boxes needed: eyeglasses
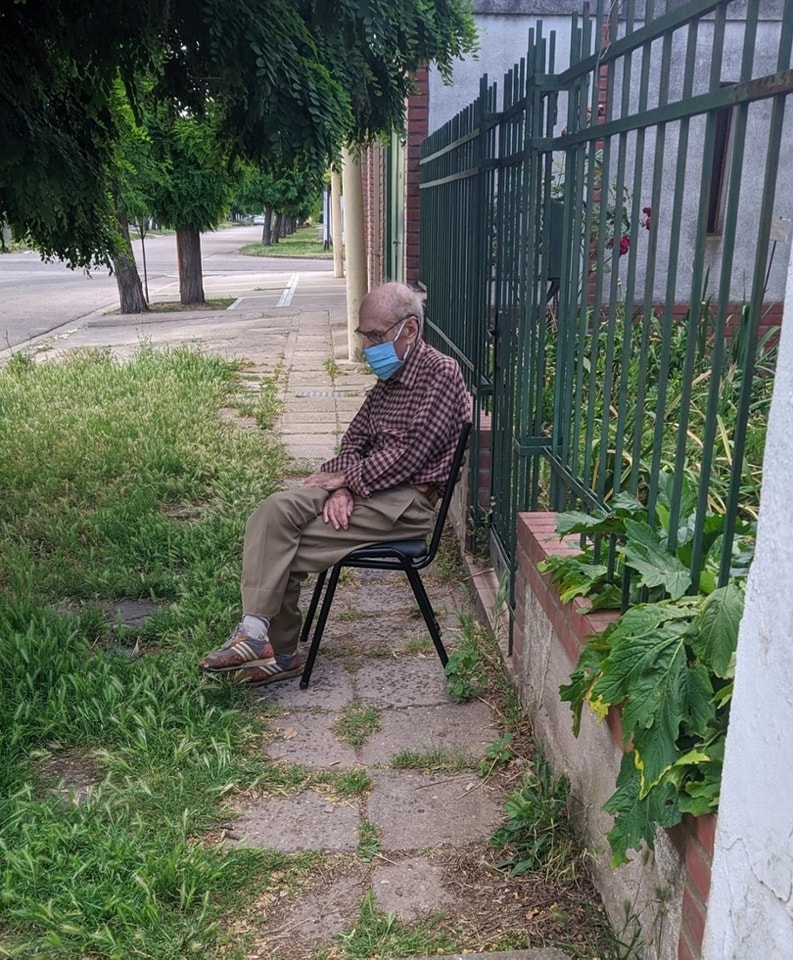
[355,315,416,345]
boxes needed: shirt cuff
[342,461,370,498]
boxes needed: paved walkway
[15,270,573,959]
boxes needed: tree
[235,160,324,246]
[1,0,477,270]
[145,112,240,305]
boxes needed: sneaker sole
[228,661,303,687]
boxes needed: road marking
[278,274,299,307]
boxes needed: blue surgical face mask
[363,319,410,380]
[363,340,403,380]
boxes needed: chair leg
[299,570,327,645]
[299,563,342,689]
[404,566,448,667]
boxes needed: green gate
[420,0,793,640]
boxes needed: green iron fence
[420,0,793,639]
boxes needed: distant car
[252,215,266,225]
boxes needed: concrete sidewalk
[19,270,574,959]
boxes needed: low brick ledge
[513,511,716,960]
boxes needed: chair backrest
[421,420,472,566]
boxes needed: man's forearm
[303,470,348,491]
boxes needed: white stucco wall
[428,14,573,134]
[429,7,793,303]
[702,220,793,958]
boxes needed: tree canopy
[0,0,477,268]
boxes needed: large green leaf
[619,519,692,599]
[694,583,744,677]
[559,644,606,736]
[603,753,681,866]
[589,602,695,707]
[603,622,691,789]
[555,510,621,537]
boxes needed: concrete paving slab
[265,712,359,769]
[367,769,502,850]
[361,702,498,766]
[279,873,367,943]
[396,952,571,960]
[229,791,359,852]
[372,856,456,921]
[354,658,450,708]
[254,660,355,710]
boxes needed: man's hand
[322,487,355,529]
[303,470,348,492]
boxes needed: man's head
[356,283,424,362]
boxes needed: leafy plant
[491,753,577,883]
[478,734,513,778]
[549,482,748,865]
[443,613,490,702]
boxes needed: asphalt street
[0,224,332,350]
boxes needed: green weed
[443,614,488,702]
[356,821,380,861]
[491,752,578,885]
[390,747,471,773]
[333,702,381,747]
[336,891,452,958]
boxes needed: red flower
[619,235,630,256]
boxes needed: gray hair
[365,282,425,334]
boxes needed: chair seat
[348,539,428,561]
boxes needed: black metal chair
[298,421,472,689]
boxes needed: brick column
[404,67,429,287]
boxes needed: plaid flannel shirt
[320,340,469,498]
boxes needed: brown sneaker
[225,652,302,687]
[199,627,273,673]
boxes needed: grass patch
[0,344,291,957]
[145,297,235,312]
[356,822,381,861]
[240,225,333,259]
[390,747,472,774]
[336,892,452,958]
[333,702,381,748]
[404,633,434,654]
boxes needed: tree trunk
[176,225,205,305]
[112,212,148,314]
[272,212,283,243]
[262,206,273,245]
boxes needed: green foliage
[147,111,241,233]
[1,0,477,267]
[491,754,577,883]
[0,345,309,955]
[444,615,489,703]
[336,891,452,958]
[553,485,747,865]
[478,734,514,778]
[356,822,381,862]
[333,702,381,748]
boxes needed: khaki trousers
[240,485,436,655]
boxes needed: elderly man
[200,281,469,686]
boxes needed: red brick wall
[404,67,429,287]
[361,146,385,288]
